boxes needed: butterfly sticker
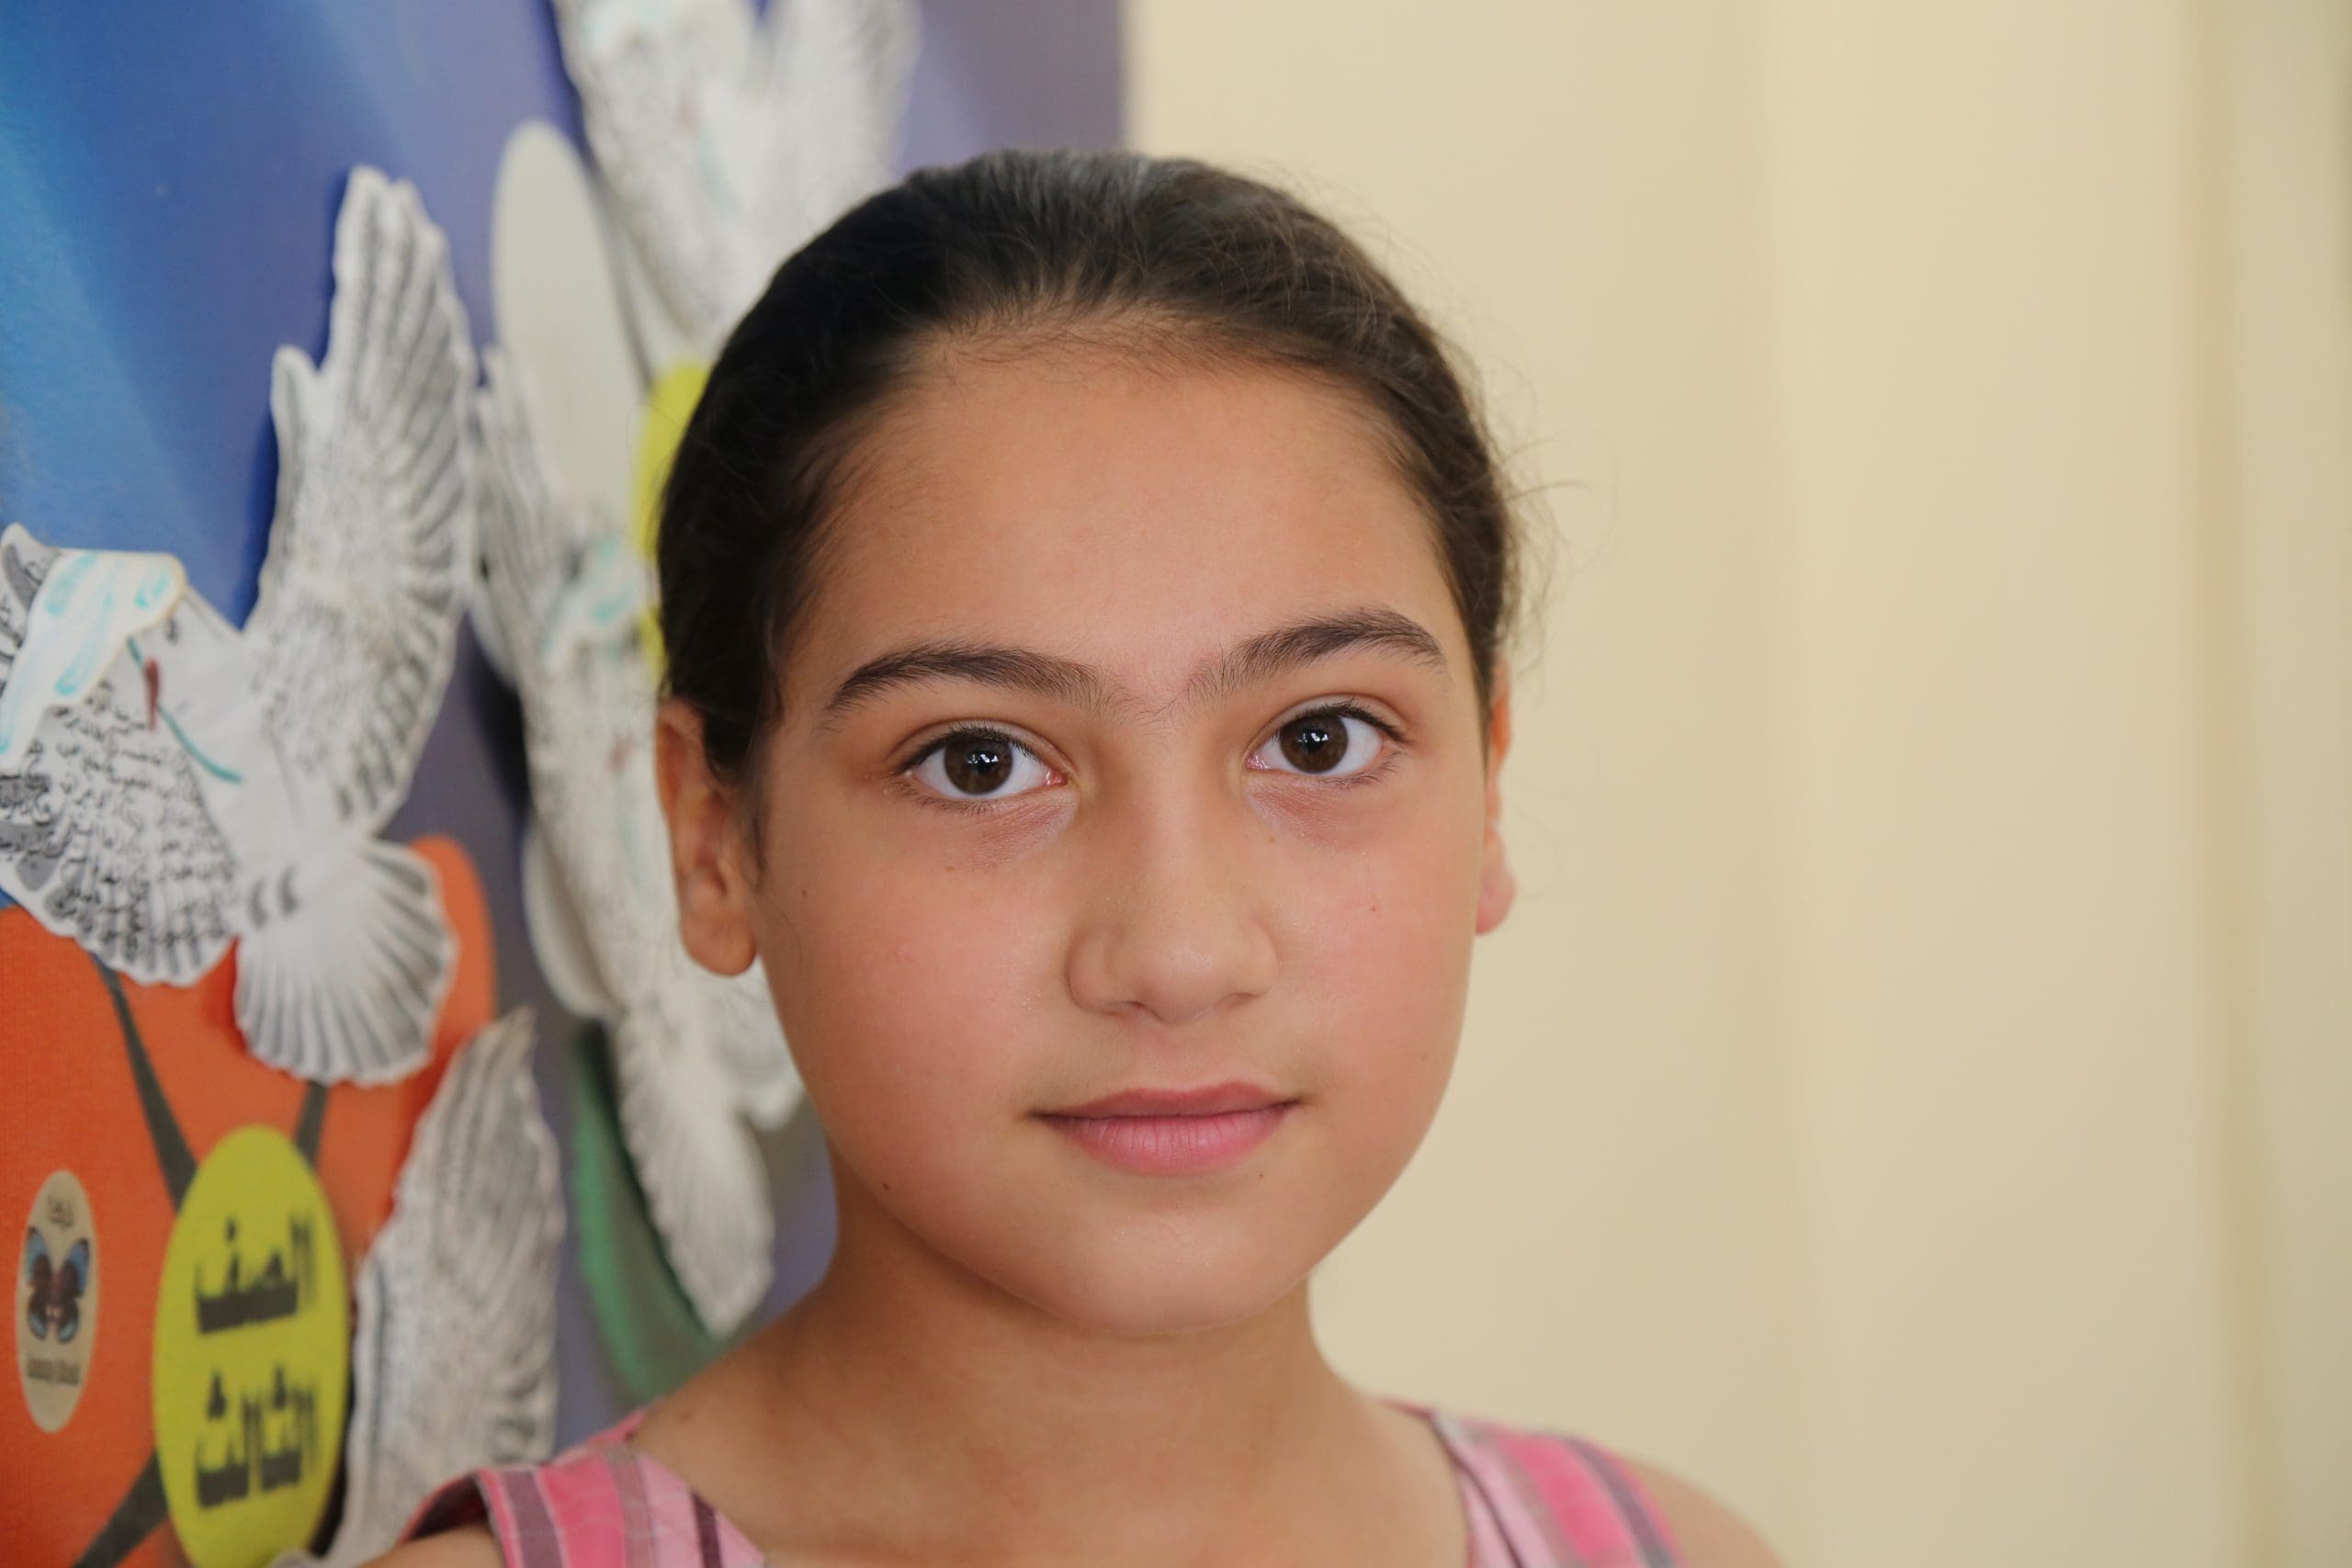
[17,1168,100,1433]
[22,1230,91,1343]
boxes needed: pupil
[945,739,1011,795]
[1280,717,1343,773]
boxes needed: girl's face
[662,342,1513,1337]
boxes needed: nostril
[1066,912,1277,1026]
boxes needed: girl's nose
[1064,800,1279,1028]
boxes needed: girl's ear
[1475,670,1516,935]
[655,699,762,976]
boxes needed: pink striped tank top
[403,1403,1683,1567]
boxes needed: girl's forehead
[789,348,1467,697]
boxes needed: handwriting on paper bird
[0,167,475,1085]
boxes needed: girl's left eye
[1250,707,1393,779]
[906,729,1056,801]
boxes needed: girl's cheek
[1279,785,1481,951]
[768,852,1060,1117]
[1281,806,1482,1089]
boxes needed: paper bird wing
[766,0,917,241]
[552,0,754,341]
[695,960,804,1131]
[612,987,775,1335]
[469,350,591,663]
[553,0,913,344]
[473,352,674,1010]
[476,355,801,1130]
[329,1010,562,1567]
[244,167,476,838]
[0,525,248,983]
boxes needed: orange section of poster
[0,835,495,1568]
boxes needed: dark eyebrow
[1192,607,1450,704]
[817,606,1450,723]
[820,642,1114,722]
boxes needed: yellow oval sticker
[153,1126,348,1568]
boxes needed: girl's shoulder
[387,1406,766,1568]
[1415,1404,1779,1568]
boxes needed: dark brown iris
[944,736,1012,795]
[1279,715,1346,773]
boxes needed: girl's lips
[1046,1079,1286,1119]
[1037,1101,1296,1176]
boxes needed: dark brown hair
[659,148,1521,796]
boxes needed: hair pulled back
[659,148,1521,792]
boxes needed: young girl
[383,150,1778,1568]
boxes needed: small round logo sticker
[17,1167,98,1433]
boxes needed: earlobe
[1476,823,1517,934]
[654,699,760,976]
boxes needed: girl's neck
[642,1157,1459,1567]
[775,1163,1361,1513]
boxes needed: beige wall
[1128,4,2351,1566]
[2216,6,2352,1563]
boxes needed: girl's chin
[1011,1272,1311,1340]
[971,1218,1330,1339]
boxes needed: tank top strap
[400,1409,768,1568]
[402,1401,1679,1568]
[1427,1409,1684,1568]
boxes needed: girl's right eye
[903,729,1057,803]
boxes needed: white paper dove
[0,167,474,1084]
[550,0,918,347]
[472,348,795,1334]
[326,1010,561,1568]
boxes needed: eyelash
[891,726,1053,816]
[891,701,1408,813]
[1252,701,1407,788]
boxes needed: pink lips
[1038,1081,1297,1176]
